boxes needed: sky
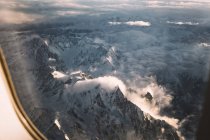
[0,0,210,25]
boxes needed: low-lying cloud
[108,21,151,27]
[167,21,199,25]
[126,79,179,128]
[125,21,151,26]
[0,9,42,24]
[198,43,210,48]
[66,76,126,94]
[63,75,178,128]
[1,0,210,26]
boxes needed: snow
[48,58,56,62]
[70,70,82,75]
[51,71,67,79]
[49,66,56,70]
[54,119,61,130]
[94,37,105,44]
[64,134,70,140]
[106,55,113,65]
[44,40,48,46]
[54,118,70,140]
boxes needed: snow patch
[70,70,82,75]
[94,37,105,44]
[54,118,70,140]
[54,119,61,130]
[49,66,56,70]
[48,57,56,62]
[64,134,70,140]
[106,55,113,65]
[51,71,67,79]
[44,40,48,46]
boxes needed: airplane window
[0,0,210,140]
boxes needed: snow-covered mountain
[1,32,181,140]
[1,7,210,139]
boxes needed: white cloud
[167,21,199,25]
[1,0,210,25]
[56,11,87,16]
[67,76,127,94]
[0,0,44,24]
[108,21,122,25]
[51,0,90,9]
[198,43,210,48]
[64,75,178,128]
[108,21,151,27]
[126,81,179,128]
[75,0,210,9]
[0,9,42,24]
[125,21,151,26]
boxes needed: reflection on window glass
[1,0,210,140]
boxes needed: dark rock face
[144,92,153,101]
[61,87,179,140]
[156,71,207,139]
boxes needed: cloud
[0,0,43,24]
[167,21,199,25]
[108,21,151,27]
[198,43,210,48]
[0,0,91,25]
[51,0,90,9]
[56,11,87,16]
[146,0,210,8]
[66,76,127,94]
[63,74,178,128]
[0,9,42,24]
[125,21,151,26]
[125,79,179,128]
[75,0,210,10]
[1,0,210,25]
[108,22,122,25]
